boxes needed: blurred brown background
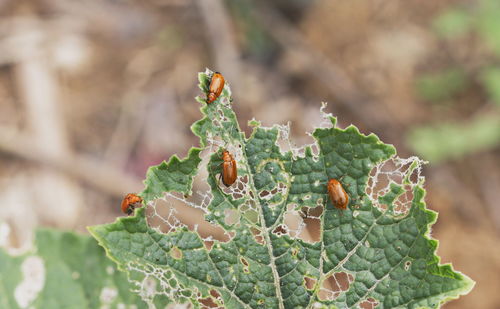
[0,0,499,308]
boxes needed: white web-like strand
[147,196,185,233]
[318,102,335,129]
[126,261,199,307]
[366,156,427,217]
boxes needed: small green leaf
[91,70,474,308]
[0,229,150,308]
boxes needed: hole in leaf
[284,205,303,238]
[317,289,333,301]
[359,297,379,309]
[220,175,249,200]
[313,196,322,206]
[240,257,249,267]
[404,260,412,271]
[147,194,230,243]
[366,156,425,217]
[304,276,317,290]
[198,295,219,308]
[318,272,352,301]
[259,190,270,198]
[310,144,320,156]
[197,289,224,308]
[210,289,221,299]
[393,185,414,217]
[295,206,323,243]
[241,175,249,183]
[250,227,264,244]
[329,272,350,291]
[305,206,324,217]
[272,225,288,236]
[142,276,158,298]
[300,217,321,243]
[204,240,214,251]
[366,162,393,204]
[229,191,243,200]
[240,257,250,273]
[408,168,419,184]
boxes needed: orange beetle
[327,179,349,210]
[220,150,237,187]
[207,72,225,104]
[121,193,143,215]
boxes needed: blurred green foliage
[416,68,467,102]
[410,0,500,162]
[481,68,500,106]
[433,9,471,39]
[477,0,500,54]
[0,229,148,308]
[408,114,500,163]
[227,0,278,61]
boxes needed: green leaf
[90,70,474,308]
[141,147,202,202]
[0,228,150,308]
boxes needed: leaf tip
[248,118,261,127]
